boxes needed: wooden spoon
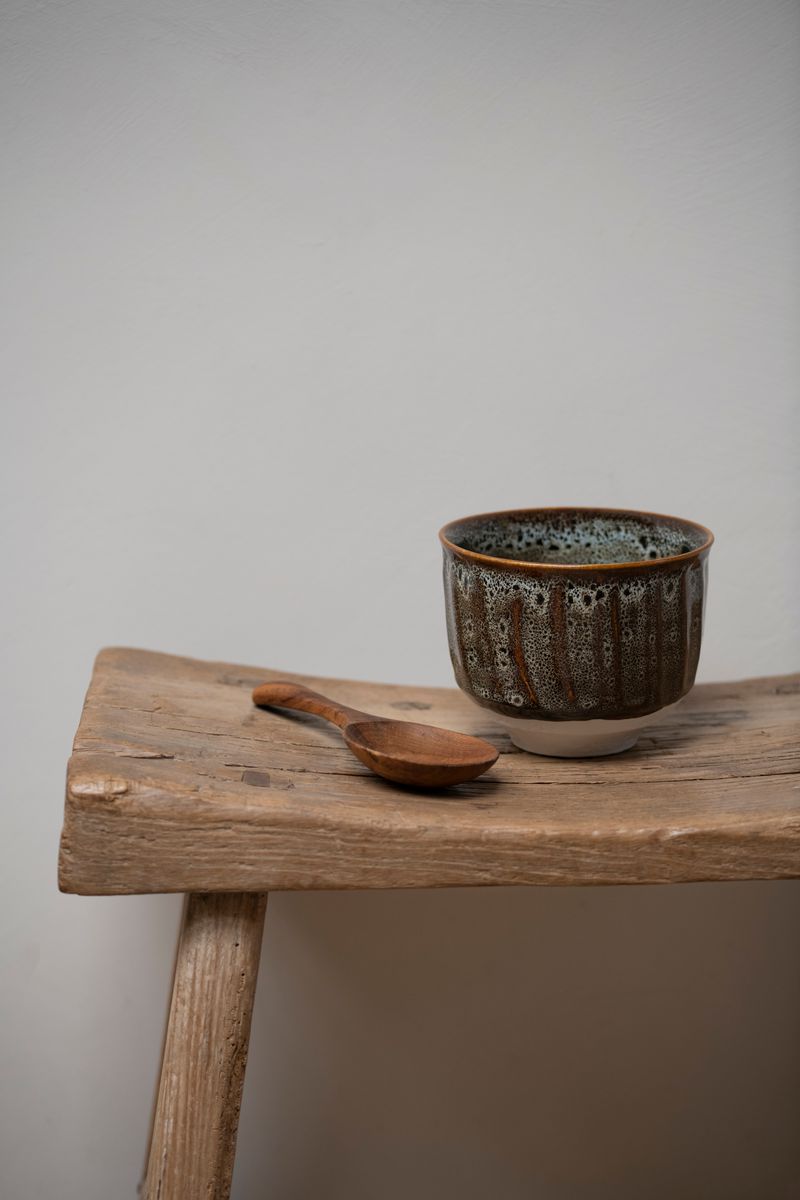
[252,681,499,788]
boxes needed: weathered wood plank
[141,891,267,1200]
[59,648,800,894]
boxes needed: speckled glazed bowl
[440,507,713,757]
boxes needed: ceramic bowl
[440,507,713,757]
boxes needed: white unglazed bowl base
[492,702,680,758]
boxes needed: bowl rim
[438,506,714,573]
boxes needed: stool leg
[141,892,268,1200]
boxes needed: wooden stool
[58,648,800,1199]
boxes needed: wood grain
[141,891,267,1200]
[59,648,800,894]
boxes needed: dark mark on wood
[242,770,272,788]
[217,674,256,688]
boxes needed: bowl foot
[493,703,679,758]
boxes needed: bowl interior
[444,509,709,566]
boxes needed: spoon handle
[252,681,369,730]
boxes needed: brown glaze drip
[685,562,704,693]
[469,569,501,699]
[654,578,664,709]
[678,567,689,694]
[510,595,537,705]
[550,582,576,705]
[609,585,624,711]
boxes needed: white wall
[2,1,799,1196]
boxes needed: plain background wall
[2,1,799,1196]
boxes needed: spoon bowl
[344,719,499,787]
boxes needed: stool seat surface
[59,648,800,894]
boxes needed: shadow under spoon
[251,681,499,788]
